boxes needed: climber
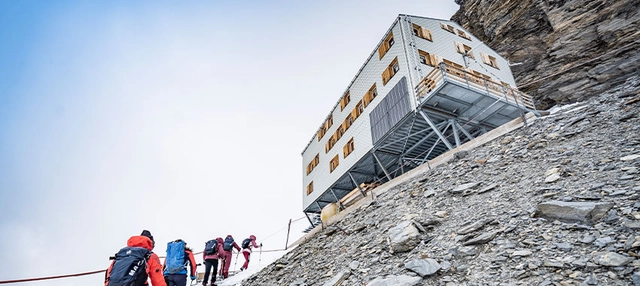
[240,235,262,271]
[202,237,224,286]
[104,230,166,286]
[220,235,240,279]
[163,239,197,286]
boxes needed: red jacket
[203,237,225,260]
[105,236,166,286]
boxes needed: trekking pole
[259,245,262,264]
[233,250,240,272]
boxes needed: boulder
[366,275,422,286]
[388,221,421,253]
[405,258,441,277]
[534,201,613,223]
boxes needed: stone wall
[451,0,640,109]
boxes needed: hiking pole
[259,245,262,264]
[233,250,240,272]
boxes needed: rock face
[243,77,640,286]
[451,0,640,109]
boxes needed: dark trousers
[165,273,187,286]
[203,259,219,285]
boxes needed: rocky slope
[451,0,640,110]
[242,77,640,285]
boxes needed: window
[306,181,313,195]
[317,127,326,141]
[325,136,337,153]
[440,22,455,33]
[329,155,339,172]
[455,42,474,59]
[317,114,333,141]
[364,83,377,107]
[418,50,439,67]
[457,29,472,41]
[336,125,345,139]
[343,138,355,158]
[355,101,364,118]
[382,57,399,85]
[480,52,499,69]
[412,24,433,41]
[377,32,394,59]
[343,113,354,130]
[340,91,351,111]
[306,154,320,175]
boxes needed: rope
[0,269,106,284]
[0,216,306,284]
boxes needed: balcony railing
[415,63,536,111]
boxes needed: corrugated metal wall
[370,77,411,144]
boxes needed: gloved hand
[190,275,197,281]
[260,243,263,247]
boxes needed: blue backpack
[223,237,234,251]
[204,240,218,255]
[165,240,186,274]
[106,247,151,286]
[241,238,251,249]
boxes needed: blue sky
[0,1,459,285]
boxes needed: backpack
[165,240,186,274]
[223,237,234,251]
[106,247,151,286]
[204,239,218,255]
[241,238,251,249]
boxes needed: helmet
[250,235,256,240]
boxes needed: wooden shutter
[423,28,432,41]
[455,42,465,54]
[480,52,490,65]
[382,68,391,85]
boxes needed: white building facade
[301,15,536,220]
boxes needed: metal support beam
[304,212,315,227]
[348,172,366,197]
[403,129,438,156]
[329,189,344,210]
[348,169,377,177]
[454,120,475,141]
[477,104,508,125]
[419,110,454,150]
[378,118,432,150]
[372,151,392,181]
[375,149,402,156]
[328,187,354,193]
[400,115,418,153]
[424,137,442,161]
[450,119,461,147]
[399,121,447,156]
